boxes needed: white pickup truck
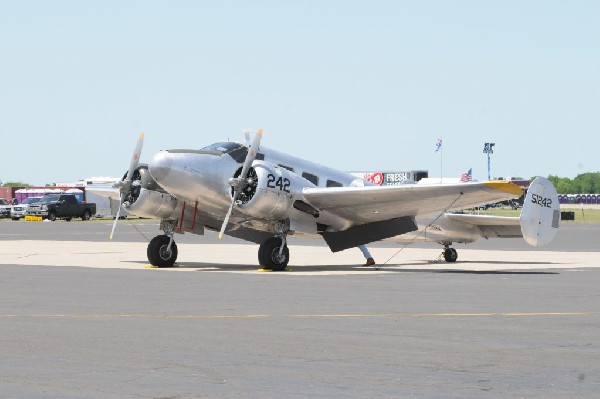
[10,197,44,220]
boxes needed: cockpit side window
[228,146,248,163]
[278,164,294,172]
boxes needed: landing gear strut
[258,223,289,271]
[147,221,178,267]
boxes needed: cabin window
[256,152,265,160]
[326,180,343,187]
[302,172,319,186]
[278,164,294,172]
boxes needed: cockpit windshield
[202,142,243,153]
[201,142,248,163]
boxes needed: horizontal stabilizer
[520,177,560,247]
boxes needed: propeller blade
[109,193,123,240]
[110,133,144,240]
[126,132,145,183]
[239,128,262,182]
[218,129,263,239]
[218,197,236,240]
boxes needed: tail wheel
[258,237,289,271]
[147,235,178,267]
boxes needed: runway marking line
[0,312,595,319]
[0,314,270,319]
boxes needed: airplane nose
[149,151,172,182]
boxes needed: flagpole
[434,137,443,183]
[440,136,443,183]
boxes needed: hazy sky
[1,1,598,186]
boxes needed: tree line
[1,182,54,187]
[546,173,600,194]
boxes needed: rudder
[520,177,560,247]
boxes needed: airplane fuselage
[145,142,369,234]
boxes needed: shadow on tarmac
[124,260,560,275]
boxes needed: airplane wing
[302,181,523,224]
[301,181,523,251]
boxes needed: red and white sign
[363,172,384,186]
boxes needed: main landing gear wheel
[147,235,178,267]
[258,237,289,271]
[444,247,458,262]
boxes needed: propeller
[218,129,263,239]
[110,132,144,240]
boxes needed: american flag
[434,138,442,153]
[460,168,472,182]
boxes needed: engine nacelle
[237,161,315,220]
[122,165,180,220]
[125,188,180,220]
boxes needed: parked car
[27,194,96,221]
[0,198,11,218]
[10,197,44,220]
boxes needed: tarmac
[0,219,599,398]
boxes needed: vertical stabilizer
[520,177,560,247]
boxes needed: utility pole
[483,142,495,181]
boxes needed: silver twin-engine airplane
[94,130,559,270]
